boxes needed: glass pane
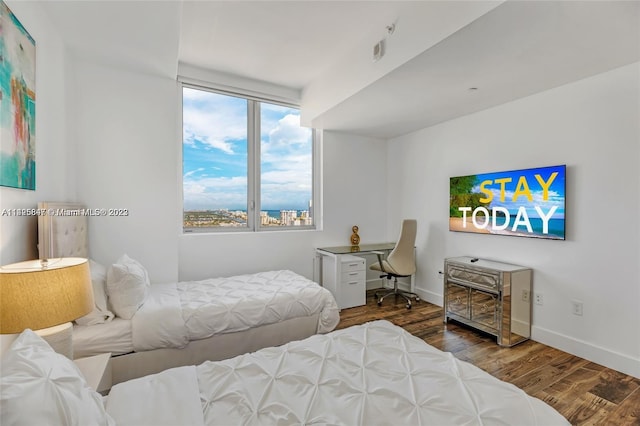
[260,102,313,227]
[183,87,248,230]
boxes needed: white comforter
[108,320,569,426]
[131,270,340,351]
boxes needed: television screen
[449,165,566,240]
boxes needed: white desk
[316,243,414,309]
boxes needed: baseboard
[366,279,412,292]
[415,288,443,306]
[367,282,442,305]
[365,280,384,291]
[532,325,640,379]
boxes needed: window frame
[181,82,321,234]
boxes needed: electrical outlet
[534,293,543,305]
[521,289,530,302]
[572,300,583,316]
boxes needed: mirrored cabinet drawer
[447,265,499,292]
[470,289,498,331]
[445,282,469,318]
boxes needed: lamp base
[36,322,74,359]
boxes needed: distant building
[280,210,297,226]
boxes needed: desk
[316,243,413,309]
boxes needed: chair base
[374,276,419,309]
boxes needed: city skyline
[184,207,313,229]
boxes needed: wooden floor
[337,290,640,426]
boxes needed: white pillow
[106,254,150,319]
[76,260,115,326]
[0,329,115,426]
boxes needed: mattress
[106,320,569,426]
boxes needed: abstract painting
[0,1,36,190]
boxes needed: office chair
[370,219,419,309]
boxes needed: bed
[1,321,570,425]
[37,202,340,385]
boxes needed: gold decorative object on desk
[350,225,360,247]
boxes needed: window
[182,85,318,232]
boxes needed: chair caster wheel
[377,301,382,306]
[406,303,412,309]
[415,297,420,302]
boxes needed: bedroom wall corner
[0,1,72,265]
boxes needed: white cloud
[183,107,241,154]
[183,168,205,178]
[183,175,247,210]
[182,89,246,155]
[262,114,310,156]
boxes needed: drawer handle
[348,272,358,276]
[347,281,359,285]
[348,263,360,267]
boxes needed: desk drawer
[341,269,365,284]
[341,255,365,273]
[341,271,365,309]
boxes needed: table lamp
[0,257,93,358]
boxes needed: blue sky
[470,165,566,218]
[182,88,312,211]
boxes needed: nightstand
[74,352,112,393]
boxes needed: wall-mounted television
[449,165,566,240]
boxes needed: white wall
[0,1,72,265]
[387,63,640,377]
[179,131,388,281]
[70,59,180,283]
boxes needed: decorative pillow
[76,259,115,326]
[106,254,150,319]
[0,329,115,426]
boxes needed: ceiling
[40,1,640,139]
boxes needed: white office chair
[370,219,419,309]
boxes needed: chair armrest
[371,251,388,273]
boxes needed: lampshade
[0,257,93,334]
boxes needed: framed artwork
[449,165,566,240]
[1,0,36,190]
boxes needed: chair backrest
[387,219,417,276]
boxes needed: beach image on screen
[449,165,565,240]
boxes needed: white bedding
[75,270,339,355]
[178,270,339,339]
[107,320,569,426]
[73,318,133,358]
[106,366,204,426]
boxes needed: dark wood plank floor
[336,290,640,426]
